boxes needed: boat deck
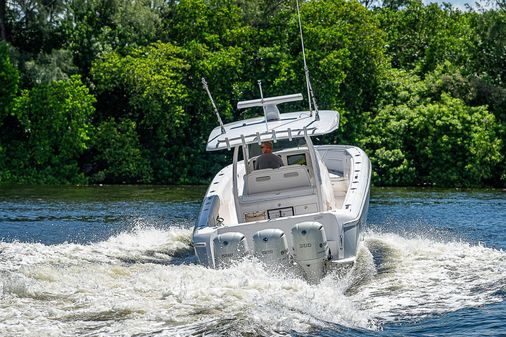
[329,172,348,209]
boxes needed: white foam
[0,226,194,272]
[351,231,506,322]
[1,228,505,335]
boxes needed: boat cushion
[244,165,312,195]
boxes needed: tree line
[0,0,504,187]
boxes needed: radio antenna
[202,78,226,134]
[296,0,319,120]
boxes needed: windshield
[248,138,307,157]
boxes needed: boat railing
[211,126,317,150]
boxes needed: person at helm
[255,141,283,170]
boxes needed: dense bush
[0,42,18,116]
[363,95,501,186]
[88,118,152,184]
[2,76,95,183]
[362,67,503,186]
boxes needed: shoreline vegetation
[0,185,503,203]
[0,0,505,187]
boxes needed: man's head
[261,141,273,153]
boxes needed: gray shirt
[255,153,284,170]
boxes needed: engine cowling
[291,222,330,283]
[213,232,248,268]
[252,228,289,266]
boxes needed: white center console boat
[192,93,371,282]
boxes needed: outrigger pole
[296,0,319,120]
[202,78,226,134]
[257,80,269,132]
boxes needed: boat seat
[329,174,348,193]
[239,185,315,204]
[243,165,312,195]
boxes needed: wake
[350,230,506,322]
[1,226,505,336]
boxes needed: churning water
[0,186,505,336]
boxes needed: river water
[0,186,504,336]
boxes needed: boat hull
[192,145,371,276]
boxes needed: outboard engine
[252,229,289,266]
[213,232,248,268]
[291,222,330,283]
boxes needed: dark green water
[0,185,505,336]
[0,184,207,202]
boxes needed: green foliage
[91,38,251,184]
[0,41,18,116]
[0,41,20,175]
[92,42,193,183]
[4,0,67,53]
[89,119,152,184]
[235,0,289,27]
[470,9,506,86]
[293,0,388,142]
[164,0,244,47]
[0,0,505,186]
[22,49,77,86]
[108,0,162,47]
[466,10,506,184]
[361,103,418,185]
[377,1,473,74]
[5,75,95,183]
[62,0,164,75]
[467,9,506,125]
[362,68,502,186]
[412,95,501,186]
